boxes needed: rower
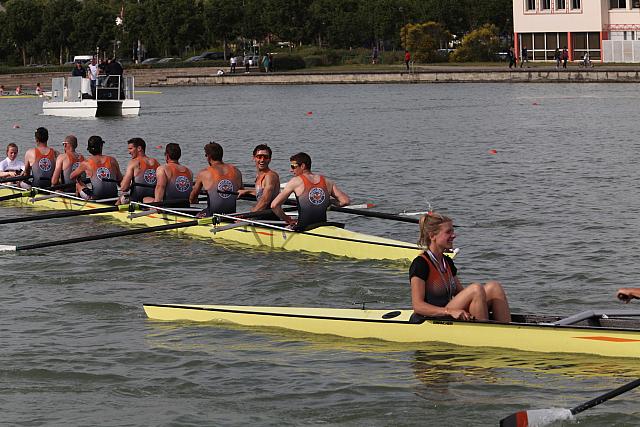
[409,212,511,323]
[237,144,287,220]
[617,288,640,303]
[23,127,58,187]
[270,152,350,230]
[118,137,160,204]
[0,143,25,178]
[189,142,243,216]
[144,143,193,204]
[51,135,85,186]
[70,135,123,201]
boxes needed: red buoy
[488,149,497,155]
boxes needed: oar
[0,175,32,184]
[329,206,419,224]
[0,217,213,252]
[500,378,640,427]
[0,205,126,225]
[0,189,32,202]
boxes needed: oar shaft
[0,175,32,183]
[0,191,31,202]
[14,220,199,251]
[571,378,640,415]
[329,206,419,224]
[0,206,119,225]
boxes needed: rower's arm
[189,171,204,204]
[22,150,33,177]
[112,159,123,182]
[328,180,350,207]
[70,162,87,181]
[51,155,65,186]
[271,179,299,224]
[119,160,135,191]
[153,165,167,202]
[618,287,640,303]
[410,277,449,317]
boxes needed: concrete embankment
[3,66,640,90]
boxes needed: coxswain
[70,136,122,200]
[409,212,511,323]
[51,135,85,186]
[237,144,287,220]
[144,143,193,204]
[189,142,243,216]
[271,152,350,230]
[0,143,25,178]
[118,137,160,204]
[23,127,58,188]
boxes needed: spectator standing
[230,56,237,73]
[262,54,270,73]
[372,46,379,64]
[88,57,98,98]
[562,47,569,69]
[245,56,250,73]
[72,62,86,78]
[554,48,561,69]
[508,47,516,69]
[404,50,411,71]
[520,46,529,68]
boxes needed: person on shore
[409,212,511,323]
[51,135,85,186]
[271,152,350,230]
[262,54,270,73]
[118,137,160,204]
[508,47,516,69]
[230,55,237,73]
[23,127,58,188]
[190,142,243,216]
[617,288,640,303]
[562,47,569,69]
[72,62,86,78]
[0,143,25,178]
[520,45,529,68]
[554,48,561,69]
[372,46,379,64]
[237,144,287,220]
[145,143,193,205]
[404,50,411,71]
[71,136,122,200]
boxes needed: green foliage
[401,21,450,63]
[450,24,501,62]
[272,54,306,71]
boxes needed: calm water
[1,83,639,426]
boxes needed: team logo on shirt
[217,179,234,198]
[96,167,111,181]
[175,176,191,192]
[38,158,52,172]
[308,187,326,205]
[256,187,263,200]
[71,162,80,172]
[143,169,157,185]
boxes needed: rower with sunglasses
[237,144,288,221]
[271,152,350,231]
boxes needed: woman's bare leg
[446,283,489,320]
[484,281,511,323]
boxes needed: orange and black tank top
[164,163,192,201]
[205,165,241,215]
[409,251,458,308]
[295,174,330,230]
[86,156,118,199]
[62,152,85,184]
[130,157,159,202]
[32,147,56,187]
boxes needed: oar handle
[571,378,640,415]
[0,174,32,184]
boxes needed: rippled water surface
[1,83,639,426]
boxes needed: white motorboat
[42,75,140,117]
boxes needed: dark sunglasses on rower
[290,163,299,169]
[255,154,270,160]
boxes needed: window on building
[571,0,581,9]
[557,0,566,9]
[526,0,536,10]
[541,0,551,9]
[610,0,626,8]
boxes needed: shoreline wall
[3,67,640,89]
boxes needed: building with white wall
[513,0,640,62]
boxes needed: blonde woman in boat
[409,212,511,323]
[617,288,640,303]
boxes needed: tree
[40,0,79,64]
[400,21,450,63]
[203,0,243,57]
[4,0,42,65]
[450,23,501,62]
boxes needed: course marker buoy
[12,124,20,129]
[306,111,313,116]
[488,149,497,155]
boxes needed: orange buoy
[12,124,20,129]
[155,145,163,149]
[306,111,313,116]
[488,149,497,155]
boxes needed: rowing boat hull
[0,185,421,261]
[142,303,640,359]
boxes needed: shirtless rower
[118,137,160,204]
[51,135,85,186]
[0,143,25,178]
[237,144,287,220]
[189,142,243,216]
[70,135,122,200]
[23,127,58,188]
[270,152,350,230]
[144,143,193,204]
